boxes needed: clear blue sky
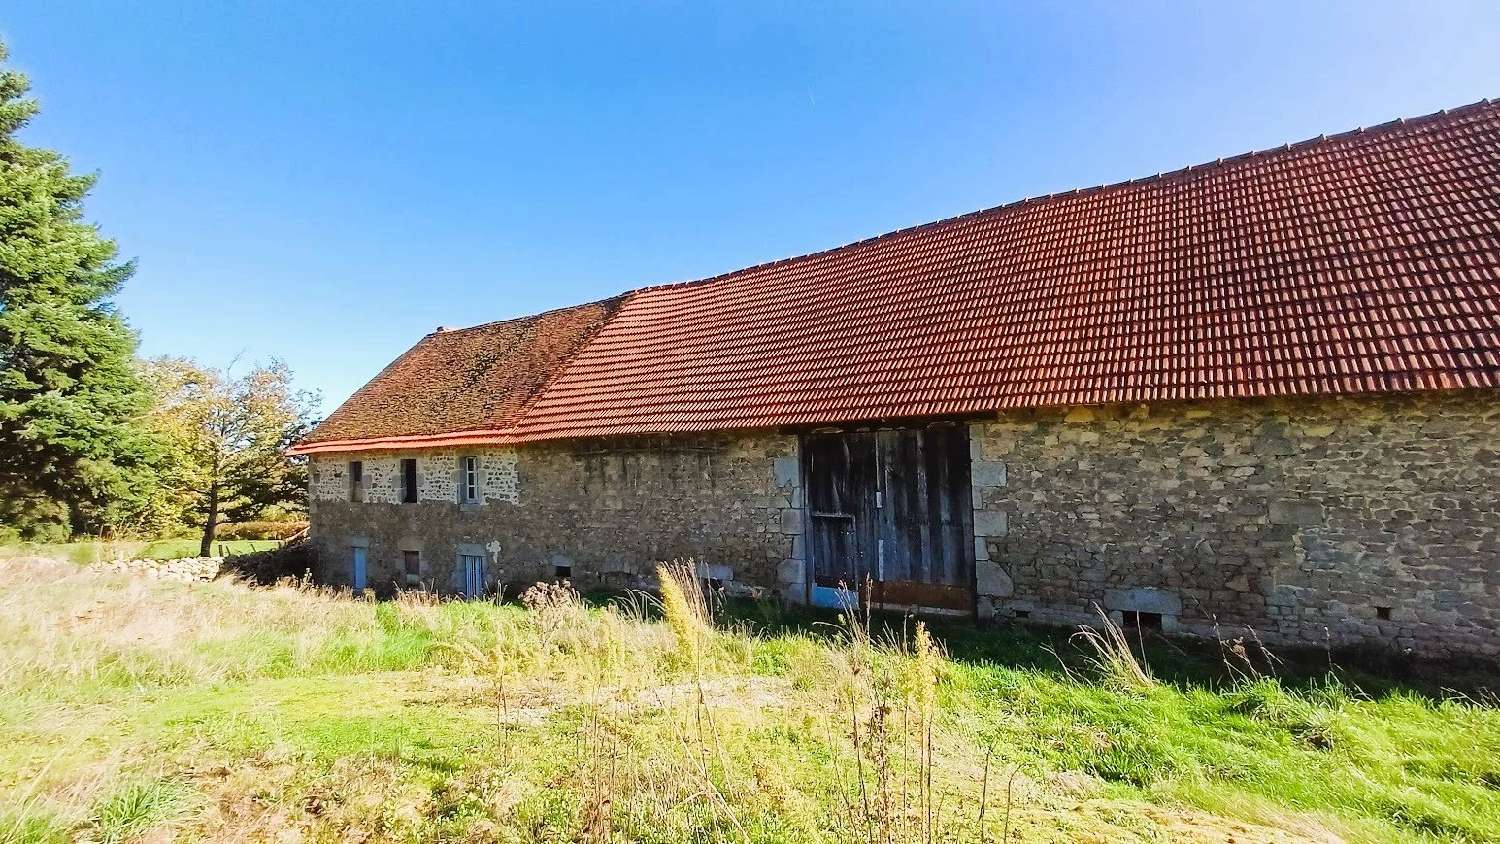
[4,2,1498,412]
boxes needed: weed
[1072,605,1156,690]
[656,559,711,667]
[0,813,72,844]
[90,778,193,844]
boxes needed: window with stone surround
[403,550,421,585]
[460,455,480,504]
[348,460,364,502]
[400,458,418,503]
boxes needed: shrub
[219,538,318,584]
[214,520,308,541]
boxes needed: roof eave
[289,428,519,455]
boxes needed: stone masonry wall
[971,390,1500,658]
[311,450,520,505]
[309,433,806,600]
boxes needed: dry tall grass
[4,557,1465,844]
[1071,604,1156,690]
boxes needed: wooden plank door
[803,427,974,611]
[870,428,973,610]
[804,432,878,593]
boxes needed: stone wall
[309,433,806,600]
[308,389,1499,657]
[971,390,1500,658]
[311,450,520,505]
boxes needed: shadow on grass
[707,594,1500,703]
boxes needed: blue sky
[4,2,1498,411]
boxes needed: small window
[1375,606,1392,621]
[403,550,421,585]
[349,460,364,502]
[400,458,418,503]
[461,456,480,503]
[554,564,571,580]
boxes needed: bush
[215,521,307,541]
[219,537,318,584]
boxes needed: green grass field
[0,557,1495,843]
[0,538,283,565]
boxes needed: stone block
[973,509,1008,538]
[773,456,800,488]
[974,536,989,561]
[697,562,734,582]
[1269,500,1325,526]
[969,424,986,459]
[776,557,805,584]
[976,560,1013,597]
[971,460,1008,489]
[976,595,996,620]
[1103,586,1183,615]
[779,509,804,535]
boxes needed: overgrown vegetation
[0,557,1495,843]
[0,40,317,545]
[0,538,282,566]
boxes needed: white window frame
[461,455,480,504]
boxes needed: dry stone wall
[970,390,1500,658]
[91,556,222,582]
[309,433,804,600]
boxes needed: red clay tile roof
[297,100,1500,453]
[296,298,622,451]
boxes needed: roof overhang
[288,429,518,455]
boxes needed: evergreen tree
[0,41,155,537]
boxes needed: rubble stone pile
[90,556,223,583]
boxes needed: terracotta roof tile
[297,100,1500,453]
[297,297,622,448]
[507,99,1500,441]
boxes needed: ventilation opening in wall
[1376,606,1392,621]
[1121,610,1163,632]
[1013,610,1030,620]
[554,564,571,580]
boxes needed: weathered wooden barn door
[803,427,974,612]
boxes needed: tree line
[0,41,316,552]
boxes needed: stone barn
[293,101,1500,658]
